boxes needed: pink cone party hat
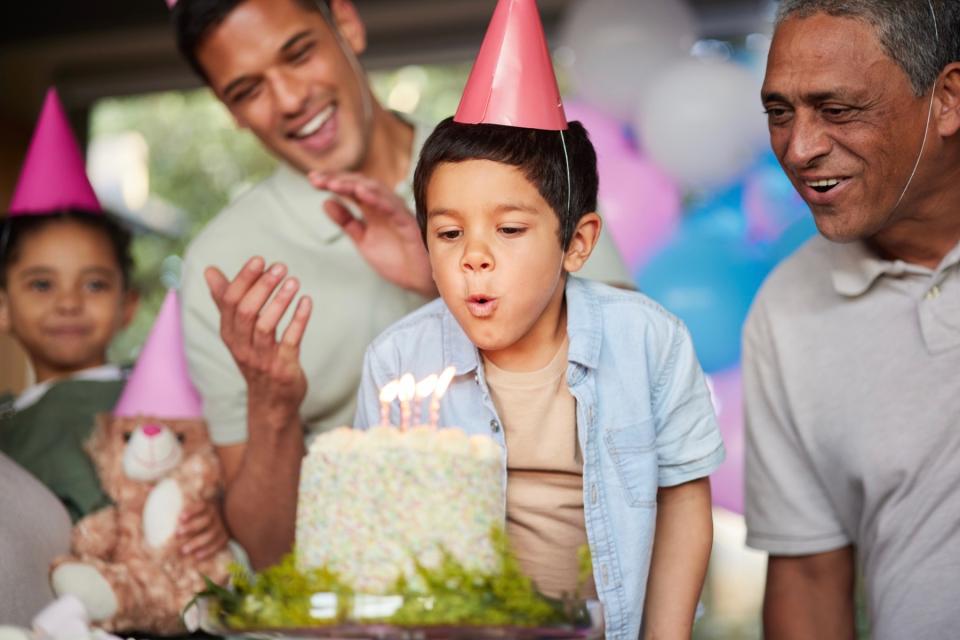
[114,289,203,419]
[8,88,102,216]
[455,0,567,130]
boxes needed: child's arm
[643,477,713,639]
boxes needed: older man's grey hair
[776,0,960,95]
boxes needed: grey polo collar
[828,239,960,297]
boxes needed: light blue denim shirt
[354,276,725,640]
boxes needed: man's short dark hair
[172,0,333,82]
[413,118,599,250]
[0,210,135,290]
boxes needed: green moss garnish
[199,527,591,630]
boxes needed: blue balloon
[769,214,818,265]
[682,184,748,242]
[636,227,770,373]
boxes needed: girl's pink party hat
[8,88,102,216]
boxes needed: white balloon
[559,0,698,118]
[636,58,768,190]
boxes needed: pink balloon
[564,99,632,156]
[566,99,681,272]
[707,366,744,514]
[599,150,681,272]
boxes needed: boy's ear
[563,213,602,273]
[0,289,10,333]
[120,289,140,330]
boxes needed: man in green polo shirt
[172,0,631,569]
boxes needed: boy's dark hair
[173,0,333,82]
[0,211,135,290]
[413,118,599,250]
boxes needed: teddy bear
[49,412,234,635]
[47,289,234,635]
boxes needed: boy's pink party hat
[455,0,567,131]
[114,289,204,419]
[8,88,103,216]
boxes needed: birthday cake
[295,373,505,594]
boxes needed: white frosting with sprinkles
[295,426,505,593]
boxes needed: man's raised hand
[310,171,437,298]
[204,257,312,431]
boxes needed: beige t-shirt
[483,337,597,599]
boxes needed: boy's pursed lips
[465,293,498,319]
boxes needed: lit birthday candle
[398,373,416,431]
[378,380,400,428]
[429,366,456,430]
[413,374,438,427]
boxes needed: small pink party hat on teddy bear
[8,88,103,216]
[455,0,567,131]
[114,289,203,419]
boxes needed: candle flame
[398,373,416,402]
[379,380,400,404]
[434,366,456,399]
[415,374,438,399]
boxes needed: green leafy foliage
[203,528,589,630]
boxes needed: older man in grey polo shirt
[744,1,960,638]
[172,0,629,570]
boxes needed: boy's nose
[142,424,162,437]
[461,246,494,272]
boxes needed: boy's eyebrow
[427,203,543,219]
[427,207,457,219]
[493,202,542,216]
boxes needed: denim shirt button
[590,484,598,505]
[601,565,609,586]
[489,419,501,433]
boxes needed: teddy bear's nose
[142,424,162,437]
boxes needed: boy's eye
[499,226,525,236]
[437,229,462,240]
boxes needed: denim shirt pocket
[604,420,658,508]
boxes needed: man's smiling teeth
[806,178,841,188]
[294,105,334,139]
